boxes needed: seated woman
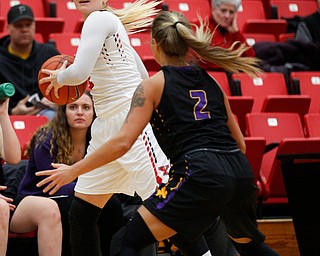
[15,90,124,256]
[201,0,255,71]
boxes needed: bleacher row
[207,71,320,205]
[0,0,318,46]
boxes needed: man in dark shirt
[0,4,60,118]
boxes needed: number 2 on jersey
[190,90,211,120]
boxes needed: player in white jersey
[38,0,169,255]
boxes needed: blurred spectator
[201,0,255,70]
[295,0,320,43]
[0,4,59,119]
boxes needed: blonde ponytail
[108,0,161,34]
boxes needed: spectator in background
[17,91,123,256]
[0,4,59,119]
[295,0,320,43]
[0,97,21,255]
[201,0,255,70]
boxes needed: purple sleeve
[19,133,75,196]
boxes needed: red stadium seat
[242,19,287,40]
[278,32,295,42]
[34,17,64,42]
[108,0,137,9]
[208,71,231,95]
[129,32,160,71]
[270,0,318,19]
[0,0,46,18]
[43,0,84,33]
[244,33,276,47]
[10,115,49,159]
[208,71,254,134]
[304,113,320,137]
[290,71,320,114]
[0,1,64,42]
[244,136,266,193]
[161,0,211,25]
[48,32,81,56]
[0,17,4,32]
[232,72,311,125]
[237,0,288,39]
[9,230,37,239]
[237,0,266,31]
[246,112,305,204]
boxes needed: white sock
[202,251,212,256]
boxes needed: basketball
[38,54,87,105]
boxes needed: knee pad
[110,211,156,256]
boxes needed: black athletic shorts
[143,149,265,243]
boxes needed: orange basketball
[38,54,87,105]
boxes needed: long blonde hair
[151,11,261,75]
[108,0,161,33]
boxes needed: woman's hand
[39,60,69,99]
[36,163,78,195]
[229,13,239,33]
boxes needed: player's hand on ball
[36,163,77,195]
[39,60,68,99]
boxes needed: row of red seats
[0,29,299,63]
[0,0,318,42]
[244,112,320,207]
[205,71,320,136]
[209,70,320,207]
[8,69,320,152]
[237,0,317,40]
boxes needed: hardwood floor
[258,218,300,256]
[159,218,300,255]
